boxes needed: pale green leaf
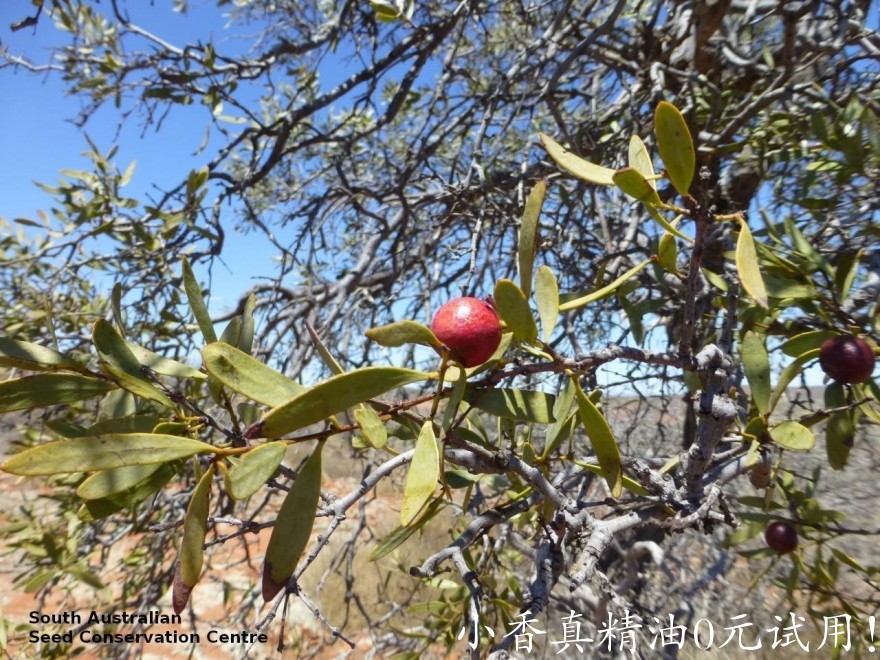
[493,279,538,344]
[225,442,287,500]
[400,422,439,526]
[181,256,217,343]
[628,135,656,188]
[573,381,622,498]
[518,181,546,298]
[201,343,304,407]
[770,421,816,451]
[465,388,555,424]
[539,133,615,185]
[0,374,116,413]
[534,265,559,342]
[77,462,168,499]
[262,444,323,600]
[559,259,652,311]
[355,406,388,449]
[365,321,441,349]
[0,337,85,373]
[261,367,431,437]
[173,463,215,613]
[735,216,769,309]
[654,101,695,197]
[2,434,215,476]
[612,167,661,204]
[742,331,771,415]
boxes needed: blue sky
[0,1,275,313]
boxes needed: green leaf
[262,444,323,601]
[400,422,440,526]
[355,407,388,449]
[125,341,205,380]
[534,265,559,342]
[0,337,85,373]
[261,367,431,438]
[824,382,854,470]
[735,216,769,309]
[493,279,538,344]
[365,321,441,349]
[111,282,125,332]
[657,233,678,273]
[239,293,257,355]
[78,463,177,522]
[219,317,241,347]
[628,135,656,188]
[559,259,652,311]
[225,442,287,500]
[834,249,862,302]
[305,321,345,375]
[173,463,215,614]
[539,133,615,185]
[770,421,816,451]
[573,381,622,498]
[440,368,467,434]
[181,256,217,343]
[2,434,215,476]
[654,101,695,197]
[575,461,650,496]
[542,379,577,459]
[518,181,546,298]
[742,331,771,415]
[0,374,116,413]
[465,388,555,424]
[780,330,837,358]
[93,319,174,408]
[201,343,304,407]
[77,462,168,499]
[612,167,662,204]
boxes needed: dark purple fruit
[819,335,875,384]
[764,521,798,555]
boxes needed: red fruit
[764,521,798,555]
[431,297,502,368]
[819,334,875,384]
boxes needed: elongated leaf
[735,217,769,309]
[559,259,652,311]
[780,330,837,358]
[576,461,650,496]
[494,279,538,344]
[657,233,678,273]
[0,374,116,413]
[400,422,440,526]
[219,317,242,347]
[646,205,692,243]
[173,463,215,614]
[77,463,178,522]
[0,337,84,373]
[654,101,695,197]
[628,135,656,188]
[125,341,205,380]
[742,331,771,415]
[93,319,174,408]
[262,444,323,600]
[365,321,441,349]
[201,343,304,407]
[181,256,217,343]
[612,167,662,204]
[240,293,257,355]
[77,462,167,499]
[305,321,344,375]
[573,381,622,498]
[518,181,546,298]
[539,133,615,185]
[2,433,215,476]
[355,406,388,449]
[111,282,125,332]
[825,383,853,469]
[225,442,287,500]
[261,367,431,437]
[542,379,577,459]
[465,388,555,424]
[534,265,559,342]
[770,421,816,451]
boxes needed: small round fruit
[431,297,502,368]
[818,334,875,384]
[764,521,798,555]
